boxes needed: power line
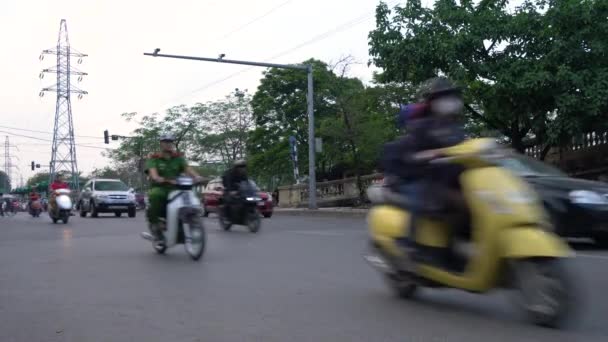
[0,131,108,150]
[219,0,296,40]
[0,124,103,140]
[162,1,396,106]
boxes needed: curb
[274,208,369,218]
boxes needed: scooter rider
[145,133,202,244]
[29,190,41,211]
[49,174,70,213]
[381,77,467,258]
[221,159,249,218]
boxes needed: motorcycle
[49,189,72,224]
[219,180,261,233]
[365,138,575,328]
[29,200,42,217]
[140,176,206,261]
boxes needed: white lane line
[576,253,608,260]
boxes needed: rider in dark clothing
[381,77,467,258]
[221,160,249,217]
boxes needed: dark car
[498,153,608,245]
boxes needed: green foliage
[248,58,405,189]
[107,90,254,187]
[369,0,608,154]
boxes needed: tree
[194,89,254,165]
[248,58,407,191]
[248,59,340,186]
[26,172,50,188]
[369,0,608,158]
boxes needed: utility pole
[143,50,317,209]
[39,19,87,192]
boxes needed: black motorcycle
[219,181,261,233]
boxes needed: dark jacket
[222,168,248,192]
[381,115,465,188]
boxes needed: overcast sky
[0,0,405,184]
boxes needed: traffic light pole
[143,51,317,209]
[103,131,146,191]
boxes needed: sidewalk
[274,207,369,218]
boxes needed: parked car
[202,178,274,218]
[78,178,137,218]
[496,152,608,245]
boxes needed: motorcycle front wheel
[219,210,232,231]
[247,211,261,233]
[184,217,206,261]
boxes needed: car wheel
[90,202,99,218]
[263,212,272,218]
[128,207,136,218]
[115,212,122,218]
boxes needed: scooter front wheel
[184,218,206,261]
[512,258,576,328]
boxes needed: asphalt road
[1,212,607,342]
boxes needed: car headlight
[127,194,135,201]
[95,194,108,199]
[569,190,608,205]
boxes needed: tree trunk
[539,144,552,161]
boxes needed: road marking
[576,253,608,261]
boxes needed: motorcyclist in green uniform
[145,133,202,245]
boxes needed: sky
[0,0,403,185]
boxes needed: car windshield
[249,180,260,191]
[499,154,567,177]
[94,181,129,191]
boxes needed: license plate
[108,206,124,209]
[257,202,265,206]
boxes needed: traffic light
[104,130,109,144]
[31,161,35,171]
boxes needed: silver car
[78,178,137,218]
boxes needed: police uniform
[145,152,188,225]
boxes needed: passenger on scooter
[145,133,202,244]
[49,174,70,213]
[381,77,467,258]
[221,159,249,218]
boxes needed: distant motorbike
[219,180,261,233]
[49,189,72,224]
[29,200,42,217]
[140,176,206,261]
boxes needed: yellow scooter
[366,138,575,327]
